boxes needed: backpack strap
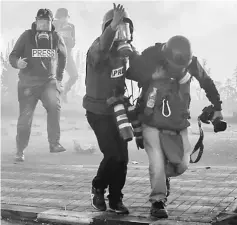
[190,117,204,163]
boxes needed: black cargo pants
[86,111,129,203]
[16,79,61,152]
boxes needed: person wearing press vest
[9,8,67,162]
[83,3,139,214]
[127,35,224,218]
[53,8,79,103]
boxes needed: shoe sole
[15,159,24,162]
[150,211,168,218]
[108,207,129,214]
[151,214,168,219]
[50,150,66,153]
[90,194,106,211]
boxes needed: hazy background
[1,0,237,82]
[1,1,237,172]
[1,0,237,118]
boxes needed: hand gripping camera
[107,96,134,142]
[127,105,144,149]
[199,105,227,133]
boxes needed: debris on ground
[73,140,97,154]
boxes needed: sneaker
[50,143,66,153]
[150,201,168,218]
[91,187,106,211]
[109,199,129,214]
[15,151,25,162]
[166,177,171,197]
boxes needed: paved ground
[1,114,237,167]
[1,162,237,224]
[1,108,237,224]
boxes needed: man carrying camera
[82,3,138,214]
[127,35,224,218]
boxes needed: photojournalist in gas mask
[83,3,139,214]
[9,8,67,162]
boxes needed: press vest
[83,41,128,115]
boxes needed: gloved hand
[17,57,27,69]
[111,3,125,30]
[135,137,144,150]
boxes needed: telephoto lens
[114,103,134,142]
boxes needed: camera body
[199,105,227,133]
[127,105,143,139]
[127,104,145,149]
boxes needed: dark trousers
[16,79,61,151]
[64,53,79,94]
[86,111,129,203]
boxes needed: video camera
[199,105,227,133]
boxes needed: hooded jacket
[9,22,67,86]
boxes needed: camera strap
[190,117,204,163]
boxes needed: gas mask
[114,22,133,57]
[35,18,52,49]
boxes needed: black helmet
[36,8,53,20]
[102,8,133,39]
[162,35,193,70]
[55,8,70,19]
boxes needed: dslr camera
[199,105,227,133]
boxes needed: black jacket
[127,43,222,110]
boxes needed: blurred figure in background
[53,8,79,102]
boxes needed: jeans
[86,111,128,203]
[16,79,61,151]
[142,124,192,203]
